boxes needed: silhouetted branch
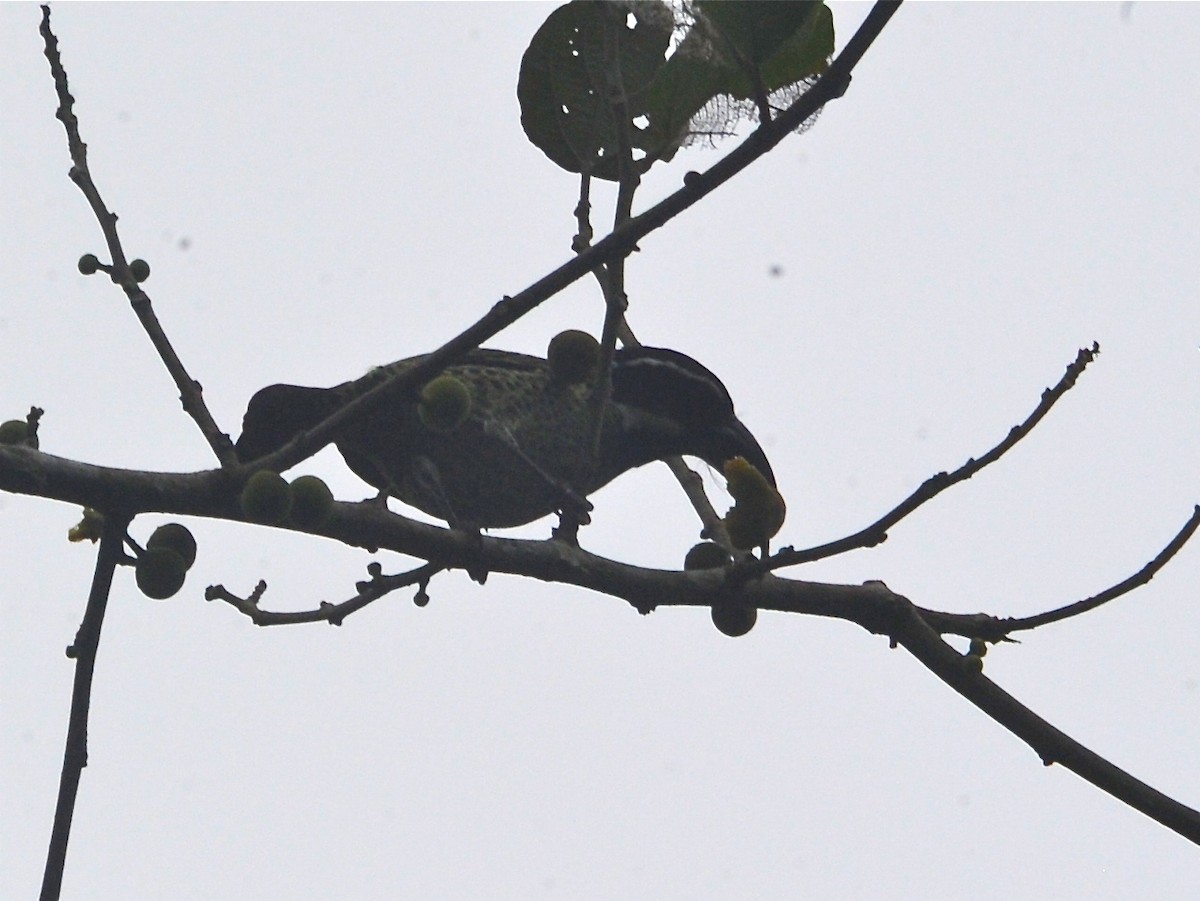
[889,597,1200,843]
[905,506,1200,642]
[41,511,130,901]
[5,428,1199,844]
[207,561,443,626]
[38,6,234,466]
[999,504,1200,633]
[758,343,1102,573]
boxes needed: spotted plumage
[236,345,773,529]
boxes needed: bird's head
[234,384,339,464]
[604,346,775,487]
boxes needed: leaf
[517,1,835,177]
[643,1,833,149]
[517,1,676,180]
[696,0,830,96]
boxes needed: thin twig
[587,279,627,455]
[207,562,443,626]
[38,6,235,466]
[571,173,593,253]
[756,342,1101,574]
[665,456,730,544]
[999,505,1200,633]
[905,507,1200,643]
[41,511,130,901]
[586,7,638,455]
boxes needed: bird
[234,339,774,530]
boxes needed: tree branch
[902,508,1200,643]
[890,598,1200,843]
[4,425,1199,843]
[38,6,235,466]
[207,561,443,626]
[41,511,130,901]
[998,504,1200,634]
[907,505,1200,642]
[755,342,1101,573]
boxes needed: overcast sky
[3,3,1199,898]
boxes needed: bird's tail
[234,384,339,462]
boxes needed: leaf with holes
[643,1,833,149]
[518,0,676,180]
[696,0,831,97]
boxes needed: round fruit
[240,470,292,524]
[129,258,151,282]
[711,601,757,638]
[78,253,101,275]
[722,456,786,550]
[146,523,197,569]
[135,547,187,600]
[723,499,786,551]
[0,420,29,446]
[724,456,772,502]
[289,475,334,528]
[547,329,600,384]
[418,375,472,432]
[684,541,731,571]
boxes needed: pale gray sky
[3,3,1199,898]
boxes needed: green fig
[722,456,786,550]
[684,541,732,571]
[240,470,292,524]
[289,475,334,528]
[0,420,29,446]
[418,375,472,432]
[547,329,600,385]
[136,547,187,600]
[67,508,105,543]
[711,601,757,638]
[147,523,197,569]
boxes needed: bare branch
[585,10,640,456]
[207,561,443,627]
[38,6,235,466]
[572,172,594,253]
[999,505,1200,633]
[42,511,130,900]
[900,508,1200,644]
[890,597,1200,844]
[757,342,1102,573]
[665,456,731,547]
[5,435,1199,843]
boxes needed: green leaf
[518,1,675,180]
[643,1,833,149]
[696,0,830,95]
[518,1,835,177]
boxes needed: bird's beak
[713,418,775,487]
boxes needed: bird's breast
[338,364,609,527]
